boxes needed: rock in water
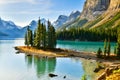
[49,73,58,77]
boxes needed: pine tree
[25,18,56,50]
[47,20,52,48]
[116,43,120,57]
[97,48,102,58]
[34,18,41,48]
[25,32,28,46]
[33,29,37,47]
[47,20,56,48]
[42,24,47,49]
[29,30,33,46]
[24,26,33,46]
[107,39,111,57]
[116,28,120,57]
[104,39,107,57]
[51,25,56,48]
[114,46,116,55]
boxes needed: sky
[0,0,85,27]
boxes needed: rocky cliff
[91,0,120,28]
[57,0,120,30]
[108,0,120,10]
[80,0,110,21]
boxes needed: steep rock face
[91,0,120,28]
[53,15,68,29]
[108,0,120,10]
[67,11,80,22]
[80,0,110,21]
[53,11,80,29]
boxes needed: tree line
[57,28,117,42]
[97,27,120,58]
[25,18,56,49]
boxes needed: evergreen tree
[25,17,56,50]
[97,48,102,58]
[24,26,33,46]
[42,23,47,49]
[116,28,120,57]
[107,39,111,57]
[114,46,116,54]
[34,18,41,48]
[25,32,28,46]
[47,20,51,48]
[47,20,56,48]
[104,39,107,57]
[29,30,33,46]
[33,29,37,47]
[52,26,57,48]
[116,43,120,57]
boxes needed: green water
[57,40,116,53]
[0,39,116,80]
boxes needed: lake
[0,39,116,80]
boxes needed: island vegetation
[25,18,56,49]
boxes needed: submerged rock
[63,75,66,79]
[49,73,58,77]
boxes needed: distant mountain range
[0,18,47,39]
[53,10,81,29]
[0,10,81,39]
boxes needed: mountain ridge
[0,18,48,39]
[58,0,120,30]
[53,10,81,29]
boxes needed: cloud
[0,0,52,5]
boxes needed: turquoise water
[0,40,116,80]
[57,40,116,53]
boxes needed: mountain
[0,18,22,39]
[22,18,47,34]
[53,11,81,29]
[0,18,48,39]
[53,15,68,29]
[58,0,120,30]
[67,11,81,22]
[80,0,110,21]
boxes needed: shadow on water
[25,55,56,78]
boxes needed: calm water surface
[57,40,116,53]
[0,39,116,80]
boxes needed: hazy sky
[0,0,85,27]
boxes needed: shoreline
[15,46,120,66]
[15,46,97,58]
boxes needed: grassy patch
[97,12,120,29]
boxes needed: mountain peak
[80,0,110,20]
[71,10,80,15]
[53,15,68,29]
[58,15,68,19]
[53,11,81,29]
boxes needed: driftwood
[96,64,119,80]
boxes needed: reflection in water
[34,56,47,78]
[25,55,33,68]
[25,55,56,78]
[81,59,97,80]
